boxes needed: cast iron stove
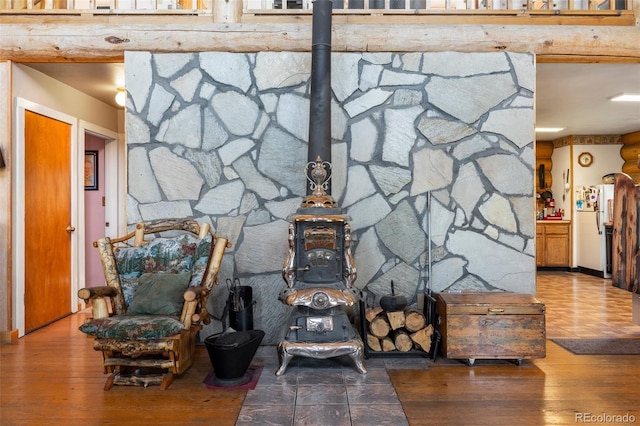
[276,157,366,376]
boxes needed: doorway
[84,132,107,288]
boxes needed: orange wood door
[24,110,72,333]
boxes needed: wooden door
[24,110,72,333]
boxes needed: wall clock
[578,152,593,167]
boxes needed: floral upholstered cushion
[113,234,213,308]
[78,315,185,340]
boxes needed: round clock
[578,152,593,167]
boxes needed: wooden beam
[1,20,639,62]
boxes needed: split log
[369,316,391,338]
[367,333,382,352]
[105,372,172,390]
[392,330,413,352]
[365,307,384,322]
[77,286,118,301]
[381,337,396,352]
[404,309,427,332]
[410,324,434,352]
[386,310,405,330]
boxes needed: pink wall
[84,133,106,287]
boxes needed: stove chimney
[307,0,332,195]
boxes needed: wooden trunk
[435,292,545,364]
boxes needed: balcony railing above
[0,0,633,14]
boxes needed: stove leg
[275,345,293,376]
[349,346,367,375]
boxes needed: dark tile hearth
[237,347,419,425]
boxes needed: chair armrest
[78,286,118,319]
[183,286,207,302]
[181,286,210,328]
[78,286,118,302]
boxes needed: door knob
[66,226,76,233]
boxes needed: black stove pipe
[307,0,333,195]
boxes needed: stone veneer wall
[125,51,536,344]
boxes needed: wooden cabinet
[537,221,571,267]
[435,292,546,365]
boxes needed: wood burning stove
[275,0,366,376]
[276,158,366,375]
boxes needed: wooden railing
[0,0,631,12]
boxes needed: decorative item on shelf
[578,152,593,167]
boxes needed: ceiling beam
[1,20,639,63]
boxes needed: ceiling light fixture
[535,127,564,133]
[114,88,126,107]
[610,94,640,102]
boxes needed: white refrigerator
[576,184,614,278]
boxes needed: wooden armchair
[78,219,230,390]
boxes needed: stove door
[297,224,343,283]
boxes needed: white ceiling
[24,61,640,139]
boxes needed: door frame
[77,121,122,297]
[14,97,78,337]
[79,121,124,240]
[13,99,124,337]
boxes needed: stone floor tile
[343,367,391,385]
[293,404,350,426]
[296,385,347,405]
[296,369,344,386]
[243,384,296,405]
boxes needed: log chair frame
[78,219,230,390]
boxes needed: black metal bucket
[204,330,265,386]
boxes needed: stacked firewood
[365,307,434,353]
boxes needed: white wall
[573,143,624,188]
[12,64,120,133]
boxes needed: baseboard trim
[537,266,571,272]
[1,329,19,345]
[577,266,609,279]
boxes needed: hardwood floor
[0,314,245,425]
[392,271,640,426]
[1,271,639,425]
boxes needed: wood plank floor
[1,271,639,425]
[392,271,640,426]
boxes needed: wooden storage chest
[435,292,545,365]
